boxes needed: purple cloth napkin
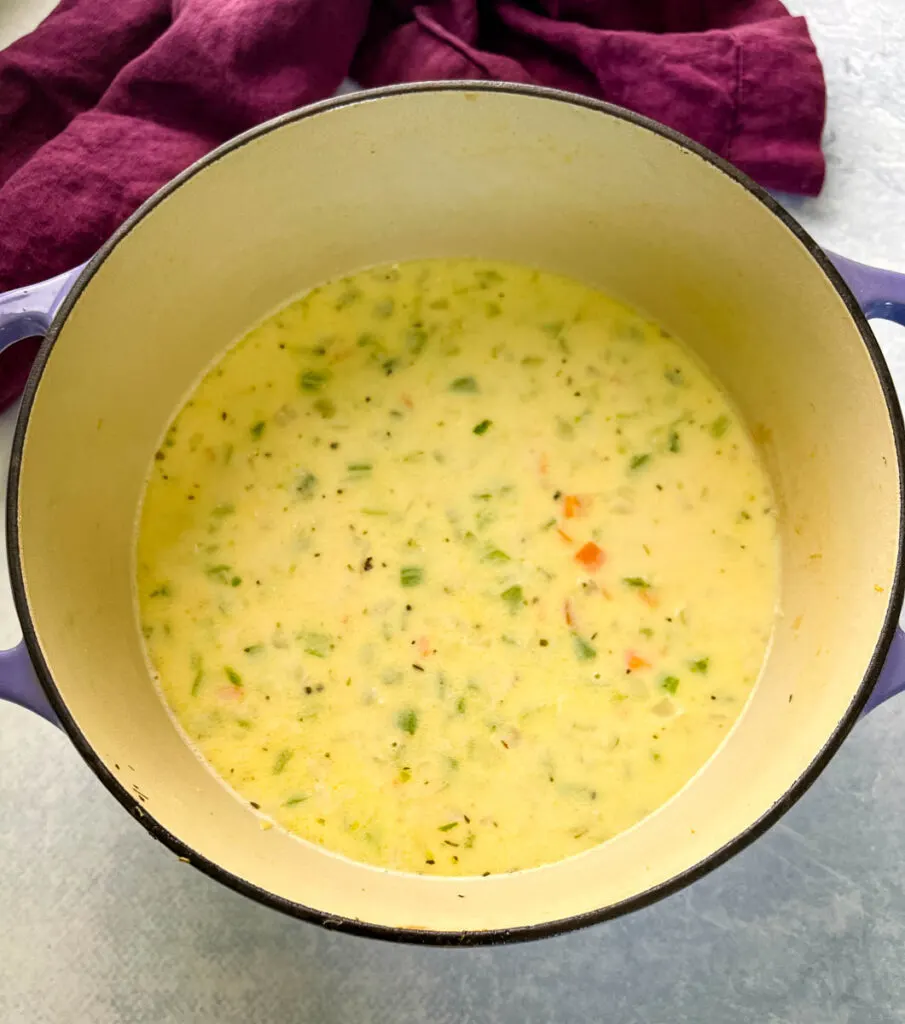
[0,0,826,407]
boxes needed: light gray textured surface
[3,1,905,1021]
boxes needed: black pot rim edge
[7,80,905,948]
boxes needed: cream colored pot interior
[14,87,901,936]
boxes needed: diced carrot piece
[557,528,574,544]
[418,635,432,658]
[563,494,589,519]
[575,541,606,571]
[564,599,574,627]
[626,651,650,672]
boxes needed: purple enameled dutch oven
[1,84,905,945]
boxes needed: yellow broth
[136,259,778,876]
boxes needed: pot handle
[0,642,57,724]
[0,264,85,354]
[829,250,905,713]
[862,627,905,715]
[827,252,905,326]
[0,267,84,728]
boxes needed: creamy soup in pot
[136,259,778,876]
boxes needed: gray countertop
[3,1,905,1021]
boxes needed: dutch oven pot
[2,84,905,946]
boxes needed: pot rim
[8,80,905,947]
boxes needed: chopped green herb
[668,429,680,453]
[230,576,242,587]
[212,502,236,517]
[397,708,418,735]
[373,298,394,319]
[542,320,564,338]
[475,269,504,287]
[224,666,243,687]
[664,367,684,386]
[456,696,467,714]
[501,585,524,607]
[629,453,651,470]
[406,326,429,354]
[272,749,294,774]
[302,633,331,658]
[484,548,510,562]
[473,419,493,435]
[400,566,423,587]
[361,508,388,516]
[205,564,231,579]
[623,576,651,589]
[347,462,373,476]
[243,644,265,655]
[313,397,336,419]
[690,657,710,674]
[250,420,266,440]
[450,376,479,393]
[540,517,557,531]
[335,286,361,309]
[283,794,309,807]
[710,415,730,438]
[661,676,680,694]
[556,416,574,440]
[150,583,171,598]
[296,471,318,498]
[438,821,459,832]
[572,633,597,661]
[300,369,331,392]
[190,654,203,697]
[640,627,655,638]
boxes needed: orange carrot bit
[417,635,432,658]
[564,599,575,627]
[557,528,574,545]
[639,588,660,609]
[625,651,650,672]
[401,393,414,410]
[575,541,606,571]
[563,494,589,519]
